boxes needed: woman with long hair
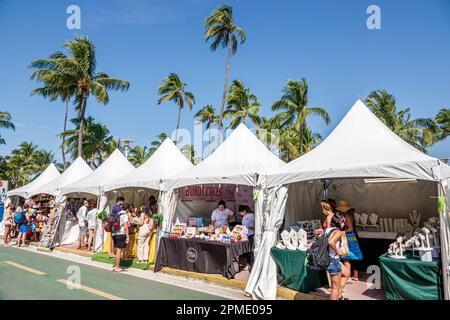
[326,212,350,300]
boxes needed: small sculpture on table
[388,236,406,259]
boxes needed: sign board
[180,184,254,210]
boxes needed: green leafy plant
[152,212,163,226]
[96,209,108,222]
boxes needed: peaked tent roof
[164,123,285,189]
[61,149,135,196]
[266,99,448,188]
[104,138,193,191]
[28,157,93,197]
[7,163,61,199]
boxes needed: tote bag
[344,231,363,260]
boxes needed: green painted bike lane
[0,246,225,300]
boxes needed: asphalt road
[0,246,225,300]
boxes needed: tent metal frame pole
[438,181,450,300]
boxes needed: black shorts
[112,234,127,249]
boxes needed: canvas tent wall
[103,138,193,211]
[58,149,135,250]
[246,100,450,300]
[7,163,60,199]
[21,157,93,247]
[161,123,285,240]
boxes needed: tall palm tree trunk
[174,105,182,145]
[78,94,87,157]
[208,121,212,156]
[217,32,232,147]
[61,99,69,169]
[299,122,304,157]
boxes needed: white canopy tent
[7,163,61,199]
[61,149,135,197]
[246,100,450,300]
[104,138,193,192]
[58,149,135,250]
[160,123,285,250]
[164,123,285,190]
[28,157,93,198]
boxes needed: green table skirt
[379,253,442,300]
[271,247,326,293]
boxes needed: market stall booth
[102,138,193,262]
[5,163,61,241]
[246,100,450,300]
[60,149,135,251]
[24,157,93,247]
[157,124,285,279]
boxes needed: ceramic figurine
[369,213,378,225]
[354,213,361,225]
[418,233,426,248]
[360,213,368,226]
[421,228,431,248]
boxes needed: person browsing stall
[86,204,97,251]
[109,196,125,257]
[112,203,130,272]
[211,200,234,229]
[239,205,255,268]
[76,200,89,249]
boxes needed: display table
[271,247,327,293]
[379,253,442,300]
[155,237,252,279]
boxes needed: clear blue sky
[0,0,449,162]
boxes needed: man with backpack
[105,201,130,272]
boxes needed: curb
[54,246,94,257]
[148,265,325,300]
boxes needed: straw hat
[336,199,353,212]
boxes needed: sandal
[351,277,359,282]
[112,268,127,273]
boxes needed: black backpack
[306,228,337,272]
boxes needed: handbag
[344,231,363,260]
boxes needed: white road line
[56,279,124,300]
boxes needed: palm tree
[301,127,322,153]
[157,73,195,145]
[365,89,437,152]
[223,80,261,129]
[60,117,113,168]
[0,111,15,145]
[181,144,201,164]
[30,52,77,169]
[435,108,449,142]
[3,142,56,188]
[107,138,124,155]
[257,116,283,154]
[272,78,330,156]
[205,5,246,143]
[31,36,130,158]
[129,145,149,166]
[194,104,218,157]
[149,132,169,155]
